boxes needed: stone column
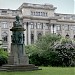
[8,22,12,53]
[51,24,56,34]
[69,25,73,39]
[0,22,2,48]
[62,24,66,37]
[24,22,27,45]
[0,22,2,40]
[28,24,31,45]
[43,23,45,35]
[34,22,37,43]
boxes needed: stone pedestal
[8,44,29,65]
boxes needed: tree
[35,34,61,54]
[54,38,75,66]
[25,34,62,66]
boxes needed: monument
[0,16,39,71]
[9,16,28,65]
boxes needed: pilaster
[34,22,37,43]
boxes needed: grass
[0,67,75,75]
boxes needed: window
[2,11,7,13]
[1,10,7,15]
[56,25,61,31]
[31,34,34,44]
[31,11,33,15]
[31,11,47,17]
[36,12,40,16]
[74,35,75,39]
[2,32,8,42]
[45,23,49,29]
[30,22,34,29]
[1,22,8,28]
[36,23,43,29]
[57,34,61,36]
[4,48,7,51]
[37,33,42,39]
[72,25,75,30]
[65,34,69,38]
[72,15,75,20]
[31,31,34,44]
[64,25,69,31]
[64,15,70,19]
[45,12,47,16]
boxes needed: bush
[25,34,62,66]
[0,48,8,66]
[26,34,75,67]
[0,55,7,66]
[29,50,63,66]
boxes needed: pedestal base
[8,55,29,65]
[0,64,40,71]
[8,44,29,65]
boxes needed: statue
[13,16,21,27]
[11,16,24,44]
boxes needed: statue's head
[16,16,20,21]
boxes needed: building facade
[0,3,75,52]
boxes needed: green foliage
[25,34,75,67]
[25,44,38,55]
[25,34,62,66]
[0,48,8,66]
[54,38,75,67]
[36,34,61,52]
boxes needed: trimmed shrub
[0,48,8,66]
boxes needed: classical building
[0,3,75,52]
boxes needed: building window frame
[45,23,49,30]
[64,25,69,31]
[1,22,8,28]
[36,22,43,29]
[2,32,8,43]
[72,25,75,31]
[56,25,61,31]
[30,22,34,29]
[37,33,42,40]
[31,11,47,17]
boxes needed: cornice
[18,3,56,10]
[23,16,49,21]
[57,19,75,23]
[21,6,56,10]
[0,16,15,19]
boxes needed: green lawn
[0,67,75,75]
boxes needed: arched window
[2,32,8,42]
[37,33,42,39]
[58,34,61,36]
[65,34,69,38]
[31,34,34,44]
[74,35,75,39]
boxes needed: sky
[0,0,74,14]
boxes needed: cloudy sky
[0,0,74,14]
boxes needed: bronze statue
[13,16,21,27]
[11,16,24,44]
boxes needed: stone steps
[0,64,40,71]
